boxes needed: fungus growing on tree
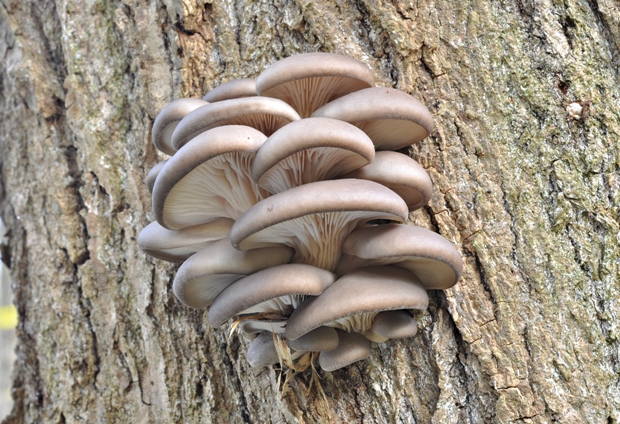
[203,78,257,103]
[152,98,208,156]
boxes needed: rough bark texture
[1,0,619,423]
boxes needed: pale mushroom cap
[251,117,375,193]
[247,331,280,368]
[286,326,339,352]
[342,151,432,211]
[203,78,257,102]
[137,219,234,262]
[319,330,371,372]
[152,125,268,230]
[146,161,167,194]
[286,266,428,341]
[312,87,434,150]
[256,53,375,118]
[336,224,463,289]
[364,310,418,343]
[173,238,294,309]
[152,98,208,155]
[171,97,300,150]
[230,179,409,270]
[208,264,336,328]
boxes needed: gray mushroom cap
[152,98,208,155]
[342,151,432,211]
[171,97,300,150]
[172,238,294,309]
[312,87,434,150]
[152,125,269,230]
[364,310,418,343]
[208,264,336,328]
[247,331,281,368]
[285,266,428,341]
[137,218,234,262]
[146,161,167,194]
[255,52,375,117]
[286,326,339,352]
[203,78,257,103]
[230,179,409,271]
[335,224,463,289]
[318,330,371,372]
[251,117,375,193]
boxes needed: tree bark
[1,0,619,422]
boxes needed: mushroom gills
[240,294,307,316]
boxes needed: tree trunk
[1,0,619,422]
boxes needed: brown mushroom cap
[208,264,336,328]
[285,266,428,341]
[203,78,257,102]
[255,53,375,118]
[172,238,293,309]
[364,310,418,343]
[286,326,339,352]
[152,98,208,155]
[318,330,371,372]
[312,87,434,150]
[146,161,167,194]
[152,125,269,230]
[335,224,463,289]
[171,97,300,150]
[342,151,432,211]
[230,179,409,271]
[137,219,234,262]
[251,117,375,193]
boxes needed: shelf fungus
[140,53,463,374]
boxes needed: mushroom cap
[251,117,375,193]
[146,161,167,194]
[230,179,409,270]
[172,238,294,309]
[152,98,208,155]
[247,331,281,368]
[255,53,375,118]
[171,97,300,150]
[342,151,432,211]
[285,266,428,341]
[137,219,234,262]
[237,318,289,335]
[152,125,269,230]
[286,326,339,352]
[364,310,418,343]
[203,78,257,102]
[335,224,463,289]
[208,264,336,328]
[318,330,371,372]
[312,87,434,150]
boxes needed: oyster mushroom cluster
[139,53,463,372]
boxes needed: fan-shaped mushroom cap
[146,161,167,194]
[363,310,418,343]
[209,264,336,328]
[138,219,234,262]
[171,97,300,150]
[256,53,375,118]
[318,330,371,372]
[247,331,281,368]
[152,125,269,230]
[172,238,293,309]
[285,266,428,341]
[342,151,432,211]
[335,224,463,289]
[203,78,257,102]
[251,117,375,193]
[312,87,434,150]
[152,98,208,155]
[230,179,409,271]
[286,326,339,352]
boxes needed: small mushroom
[312,87,434,150]
[286,326,339,352]
[137,218,234,262]
[152,98,208,156]
[152,125,270,230]
[342,151,432,211]
[335,224,463,289]
[246,331,306,368]
[285,266,428,343]
[146,161,167,194]
[251,117,375,193]
[230,179,409,271]
[203,78,257,102]
[208,264,336,335]
[318,330,371,372]
[172,238,293,309]
[171,97,300,150]
[363,310,418,343]
[255,52,375,118]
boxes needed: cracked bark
[1,0,619,423]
